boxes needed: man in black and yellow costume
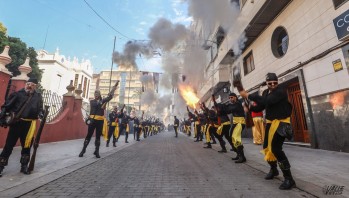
[106,105,124,147]
[240,73,296,190]
[212,95,233,153]
[200,103,218,149]
[79,81,118,158]
[0,78,43,176]
[226,93,246,163]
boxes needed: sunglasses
[267,81,278,86]
[26,82,36,86]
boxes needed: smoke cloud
[148,18,188,52]
[112,40,153,70]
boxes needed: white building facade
[195,0,349,152]
[37,49,93,102]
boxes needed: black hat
[27,78,38,84]
[266,73,278,81]
[229,92,237,97]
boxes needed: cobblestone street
[19,132,317,198]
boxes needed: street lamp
[201,39,218,50]
[127,68,132,114]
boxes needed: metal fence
[41,90,66,123]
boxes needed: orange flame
[178,84,200,109]
[329,92,347,109]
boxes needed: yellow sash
[111,122,119,137]
[216,121,230,135]
[126,124,129,133]
[185,125,190,134]
[205,125,211,143]
[89,115,108,140]
[22,119,36,148]
[231,117,246,148]
[262,117,291,162]
[194,123,198,136]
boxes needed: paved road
[19,132,316,198]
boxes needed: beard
[25,88,35,94]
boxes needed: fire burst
[178,84,199,109]
[329,92,347,109]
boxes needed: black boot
[106,141,109,147]
[265,161,279,180]
[113,141,117,147]
[278,160,296,190]
[203,142,212,148]
[137,131,140,141]
[0,157,8,177]
[125,133,129,143]
[231,147,239,160]
[20,155,30,174]
[218,144,227,153]
[218,141,227,153]
[93,140,101,158]
[235,145,246,163]
[79,139,90,157]
[211,138,217,144]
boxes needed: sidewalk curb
[0,141,136,197]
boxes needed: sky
[0,0,244,119]
[0,0,190,73]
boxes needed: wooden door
[287,82,310,143]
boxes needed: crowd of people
[79,82,165,158]
[176,73,296,190]
[0,73,296,191]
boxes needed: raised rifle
[27,105,50,173]
[86,80,119,125]
[101,80,119,109]
[232,66,254,128]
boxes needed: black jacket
[174,118,179,126]
[249,86,292,120]
[89,95,112,116]
[225,101,245,118]
[1,88,43,119]
[214,103,230,123]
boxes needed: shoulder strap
[15,93,34,119]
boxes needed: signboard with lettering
[333,9,349,40]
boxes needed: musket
[4,78,12,101]
[27,105,50,173]
[232,66,254,128]
[101,80,119,109]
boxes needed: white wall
[237,0,349,97]
[37,50,93,102]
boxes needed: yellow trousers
[252,117,265,144]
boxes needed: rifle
[4,79,12,101]
[0,79,14,127]
[232,66,254,128]
[101,80,119,109]
[27,105,50,173]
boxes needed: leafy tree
[0,22,7,34]
[0,31,42,81]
